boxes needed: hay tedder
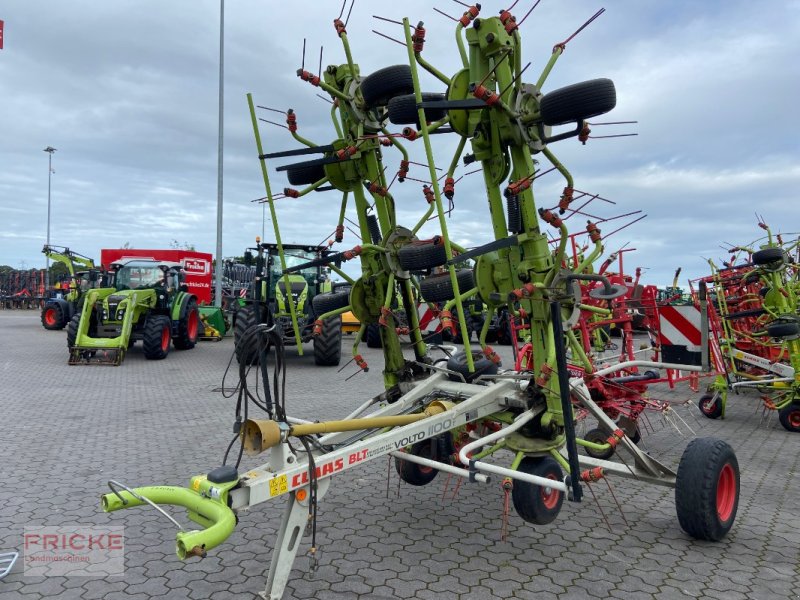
[691,220,800,432]
[101,4,740,598]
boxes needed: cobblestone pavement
[1,310,799,599]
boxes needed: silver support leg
[261,479,330,600]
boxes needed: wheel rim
[701,395,718,415]
[417,446,434,474]
[789,410,800,429]
[716,463,736,522]
[45,308,57,325]
[161,326,170,351]
[187,310,199,340]
[540,474,560,509]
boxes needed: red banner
[0,20,5,49]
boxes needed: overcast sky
[1,0,798,286]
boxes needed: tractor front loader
[67,259,199,366]
[40,244,101,330]
[233,241,345,366]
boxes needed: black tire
[495,314,514,346]
[751,247,785,266]
[387,92,447,127]
[173,298,199,350]
[286,162,327,186]
[394,440,439,486]
[698,392,723,419]
[540,78,616,127]
[767,321,800,339]
[142,315,172,360]
[778,403,800,432]
[42,302,67,330]
[360,65,414,109]
[313,316,342,366]
[420,270,475,303]
[446,349,498,382]
[398,242,447,271]
[66,313,80,348]
[312,289,351,316]
[366,214,382,244]
[583,427,614,460]
[675,438,739,541]
[511,456,564,525]
[234,304,266,365]
[365,323,382,348]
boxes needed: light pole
[43,146,57,292]
[214,0,224,307]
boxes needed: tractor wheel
[511,456,564,525]
[446,349,498,382]
[313,316,342,366]
[766,321,800,339]
[312,289,350,316]
[173,298,199,350]
[583,427,615,460]
[360,65,414,109]
[698,392,723,419]
[66,314,80,348]
[751,247,785,267]
[540,78,616,126]
[419,269,475,303]
[387,92,447,127]
[395,440,439,486]
[397,242,447,271]
[365,323,382,348]
[41,302,67,330]
[675,438,739,541]
[286,162,326,186]
[142,315,172,360]
[778,404,800,432]
[234,304,266,365]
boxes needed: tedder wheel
[419,269,475,303]
[583,427,615,460]
[397,242,447,271]
[698,392,723,419]
[142,315,172,360]
[751,247,786,267]
[395,439,440,486]
[387,92,447,127]
[286,162,326,186]
[446,349,498,382]
[539,78,617,126]
[766,321,800,339]
[511,456,564,525]
[173,298,199,350]
[313,316,342,366]
[41,302,67,330]
[365,323,382,348]
[360,65,414,109]
[312,289,351,316]
[234,304,267,365]
[675,437,739,541]
[778,403,800,432]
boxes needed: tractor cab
[263,245,331,320]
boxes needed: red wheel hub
[187,310,199,341]
[161,327,170,351]
[45,308,57,325]
[540,474,560,509]
[716,463,736,522]
[789,410,800,429]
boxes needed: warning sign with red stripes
[658,305,702,350]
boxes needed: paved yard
[0,310,798,599]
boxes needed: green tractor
[67,259,200,365]
[40,245,102,330]
[233,242,346,366]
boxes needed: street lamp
[43,146,57,292]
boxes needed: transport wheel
[446,349,498,382]
[397,241,447,271]
[365,323,382,348]
[778,404,800,432]
[675,438,739,541]
[539,78,616,126]
[313,316,342,366]
[173,298,199,350]
[511,456,564,525]
[143,315,172,360]
[360,65,414,108]
[419,269,475,302]
[395,440,439,486]
[583,427,614,460]
[698,392,723,419]
[41,302,66,330]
